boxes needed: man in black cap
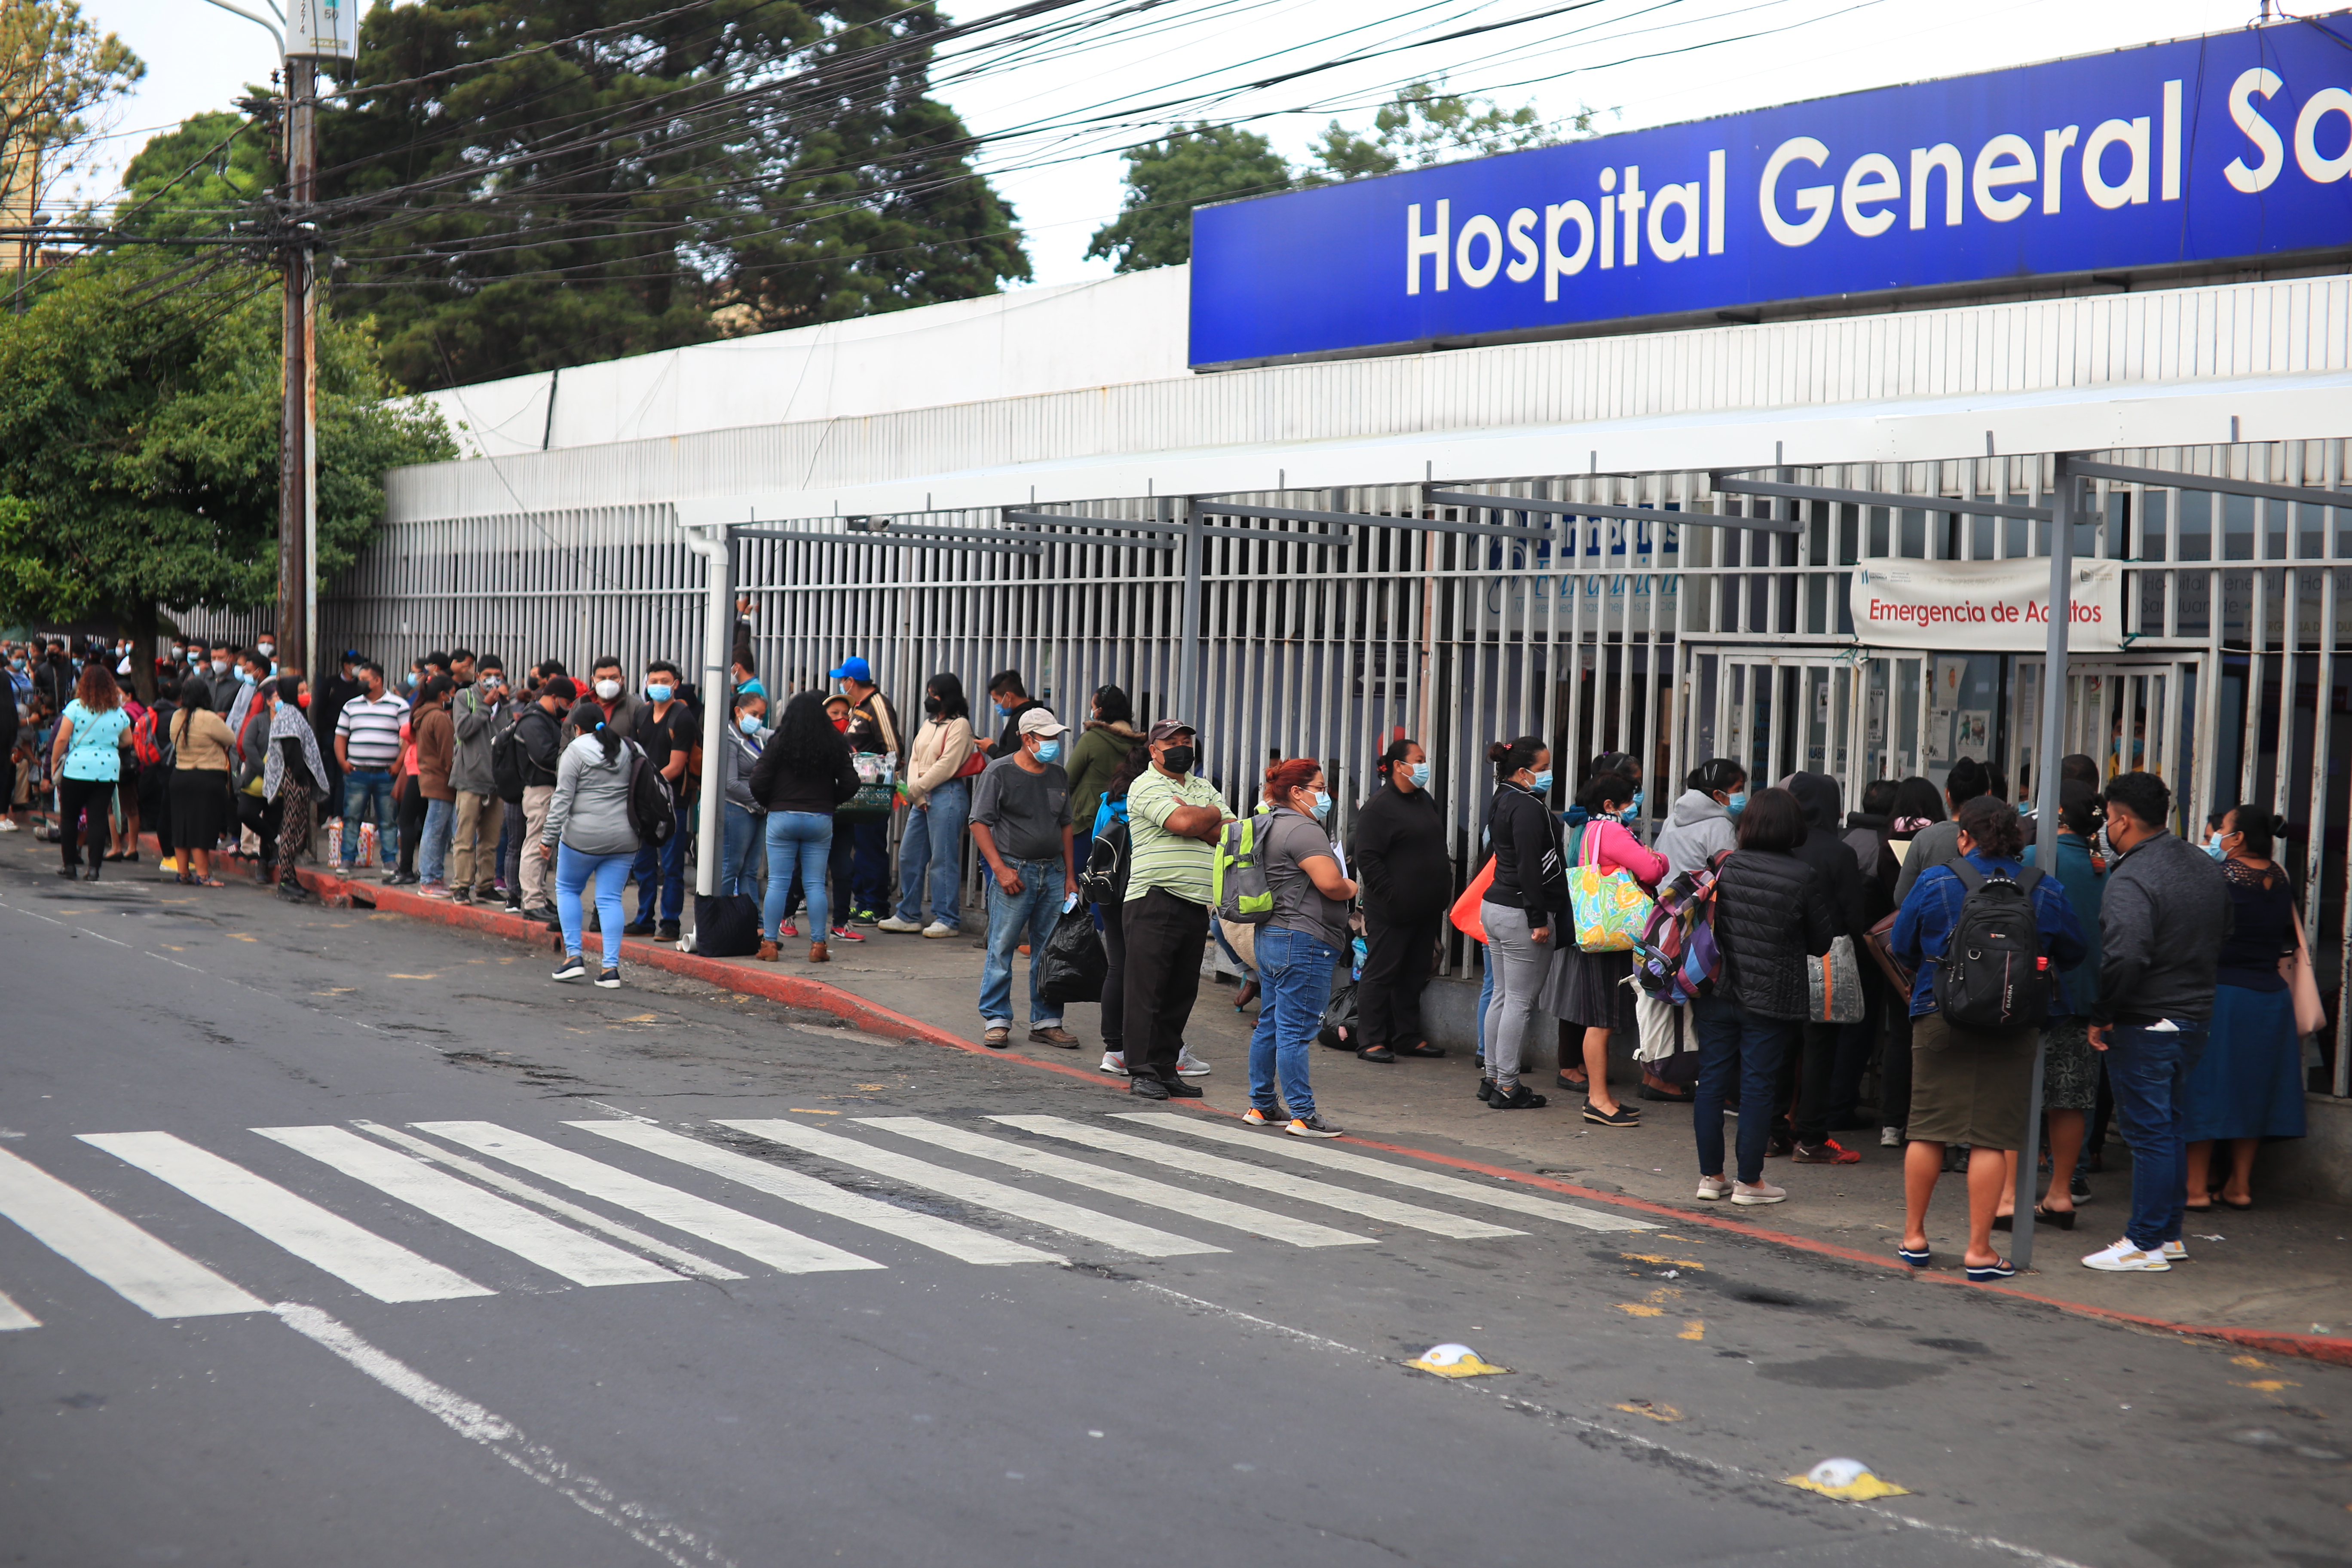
[314,649,368,820]
[1118,718,1234,1098]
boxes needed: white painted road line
[0,1146,262,1318]
[1109,1113,1659,1233]
[273,1303,738,1568]
[989,1115,1525,1240]
[0,1286,40,1331]
[413,1123,883,1276]
[257,1126,683,1289]
[718,1120,1223,1259]
[80,1132,492,1305]
[855,1118,1373,1249]
[573,1121,1066,1268]
[351,1122,745,1283]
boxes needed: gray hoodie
[542,733,641,856]
[450,684,507,796]
[1654,788,1738,878]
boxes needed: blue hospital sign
[1188,21,2352,367]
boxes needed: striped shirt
[335,690,409,769]
[1124,767,1230,906]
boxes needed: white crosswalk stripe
[989,1115,1524,1239]
[412,1123,884,1276]
[718,1119,1223,1258]
[257,1126,684,1288]
[0,1286,40,1331]
[80,1132,493,1305]
[1109,1113,1659,1233]
[0,1145,262,1318]
[572,1121,1066,1267]
[855,1117,1373,1249]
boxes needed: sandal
[1393,1040,1447,1058]
[1896,1244,1931,1268]
[1582,1101,1641,1128]
[1965,1259,2018,1283]
[197,876,226,888]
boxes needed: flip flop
[2219,1196,2254,1211]
[1896,1245,1931,1268]
[1965,1259,2018,1283]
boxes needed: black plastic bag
[1037,908,1108,1005]
[692,892,763,957]
[1317,980,1360,1050]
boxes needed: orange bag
[1449,856,1495,944]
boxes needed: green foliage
[1306,79,1574,185]
[1085,123,1293,272]
[316,0,1030,390]
[0,253,454,629]
[0,0,143,217]
[108,109,274,241]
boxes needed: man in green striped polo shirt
[1122,719,1234,1099]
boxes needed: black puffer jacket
[1712,848,1838,1020]
[1482,781,1565,925]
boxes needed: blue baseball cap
[827,656,873,683]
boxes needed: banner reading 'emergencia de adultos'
[1848,557,2124,652]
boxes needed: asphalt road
[2,849,2348,1568]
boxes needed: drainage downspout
[683,523,733,903]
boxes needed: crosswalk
[0,1112,1654,1329]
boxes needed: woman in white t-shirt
[1244,757,1357,1139]
[49,663,132,881]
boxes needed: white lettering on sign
[1848,558,2124,653]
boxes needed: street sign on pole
[286,0,356,59]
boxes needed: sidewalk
[118,836,2352,1363]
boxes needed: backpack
[131,707,173,770]
[1213,812,1277,925]
[1934,861,2052,1029]
[1079,817,1129,905]
[1632,850,1729,1005]
[490,716,527,802]
[623,741,677,847]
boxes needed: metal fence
[178,435,2352,1096]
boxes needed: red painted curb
[268,852,2352,1371]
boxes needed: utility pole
[278,49,316,686]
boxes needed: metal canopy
[1711,474,2055,523]
[1005,508,1342,550]
[2068,460,2352,509]
[733,526,1041,557]
[1427,487,1803,536]
[1200,498,1545,542]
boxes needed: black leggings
[57,776,114,869]
[395,782,428,876]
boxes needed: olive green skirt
[1906,1011,2041,1149]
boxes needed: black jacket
[515,703,565,788]
[1482,781,1565,925]
[1352,781,1450,923]
[748,732,861,817]
[1787,772,1874,938]
[2094,829,2233,1025]
[1712,848,1838,1020]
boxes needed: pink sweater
[1575,817,1668,886]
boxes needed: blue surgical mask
[646,683,674,703]
[404,672,419,689]
[2205,835,2230,861]
[1625,789,1644,815]
[1408,762,1431,790]
[1529,769,1553,795]
[738,713,762,735]
[236,667,257,685]
[1035,739,1062,764]
[1724,790,1748,818]
[1310,789,1332,821]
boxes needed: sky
[69,0,2275,288]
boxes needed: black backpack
[624,742,677,847]
[1935,861,2052,1029]
[489,716,527,802]
[1079,816,1130,905]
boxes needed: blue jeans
[2106,1020,2211,1251]
[418,797,454,885]
[340,768,397,867]
[1692,994,1800,1185]
[721,804,764,898]
[1249,925,1340,1119]
[631,826,686,925]
[895,780,969,928]
[980,859,1063,1026]
[556,845,634,968]
[1475,941,1496,1065]
[762,812,834,940]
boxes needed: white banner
[1849,557,2123,652]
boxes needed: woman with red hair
[1242,756,1357,1137]
[48,662,132,880]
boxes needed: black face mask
[1162,745,1195,775]
[924,695,943,716]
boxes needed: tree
[0,1,141,229]
[108,109,273,243]
[315,0,1030,391]
[1306,79,1584,184]
[0,252,453,689]
[1085,123,1292,272]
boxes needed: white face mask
[594,679,622,701]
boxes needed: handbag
[1808,934,1866,1023]
[953,748,989,780]
[1862,910,1915,1003]
[2286,908,2327,1036]
[1569,822,1654,953]
[1448,856,1495,943]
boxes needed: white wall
[423,266,1194,458]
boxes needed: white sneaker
[1176,1048,1211,1077]
[0,818,18,831]
[1731,1179,1787,1206]
[874,916,923,934]
[2082,1237,2171,1272]
[1097,1053,1128,1076]
[921,921,957,938]
[1695,1175,1730,1201]
[2161,1240,2189,1262]
[1880,1127,1903,1148]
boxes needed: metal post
[1175,495,1202,720]
[2015,453,2077,1270]
[278,53,316,686]
[686,524,733,903]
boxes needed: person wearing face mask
[624,660,694,940]
[1063,684,1141,866]
[514,676,574,924]
[207,645,239,715]
[1657,758,1746,878]
[1238,758,1357,1136]
[577,657,642,742]
[1348,738,1450,1066]
[716,688,770,899]
[968,707,1078,1048]
[410,676,459,896]
[983,670,1041,757]
[779,696,861,942]
[226,650,271,736]
[1541,770,1669,1127]
[254,635,277,675]
[262,675,325,902]
[880,674,978,937]
[829,656,901,927]
[447,658,509,906]
[334,660,408,878]
[314,650,368,822]
[1121,719,1234,1097]
[1479,735,1565,1110]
